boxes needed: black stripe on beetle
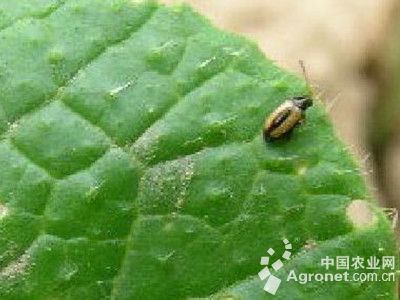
[263,96,313,142]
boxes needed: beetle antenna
[299,59,320,102]
[299,60,311,89]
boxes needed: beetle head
[292,96,313,110]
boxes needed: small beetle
[263,96,312,141]
[263,60,313,141]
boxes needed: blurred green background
[162,0,400,218]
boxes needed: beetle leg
[295,114,306,127]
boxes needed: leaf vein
[0,0,68,33]
[0,5,158,137]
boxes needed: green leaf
[0,0,395,299]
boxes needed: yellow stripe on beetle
[263,96,313,141]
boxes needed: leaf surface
[0,1,395,299]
